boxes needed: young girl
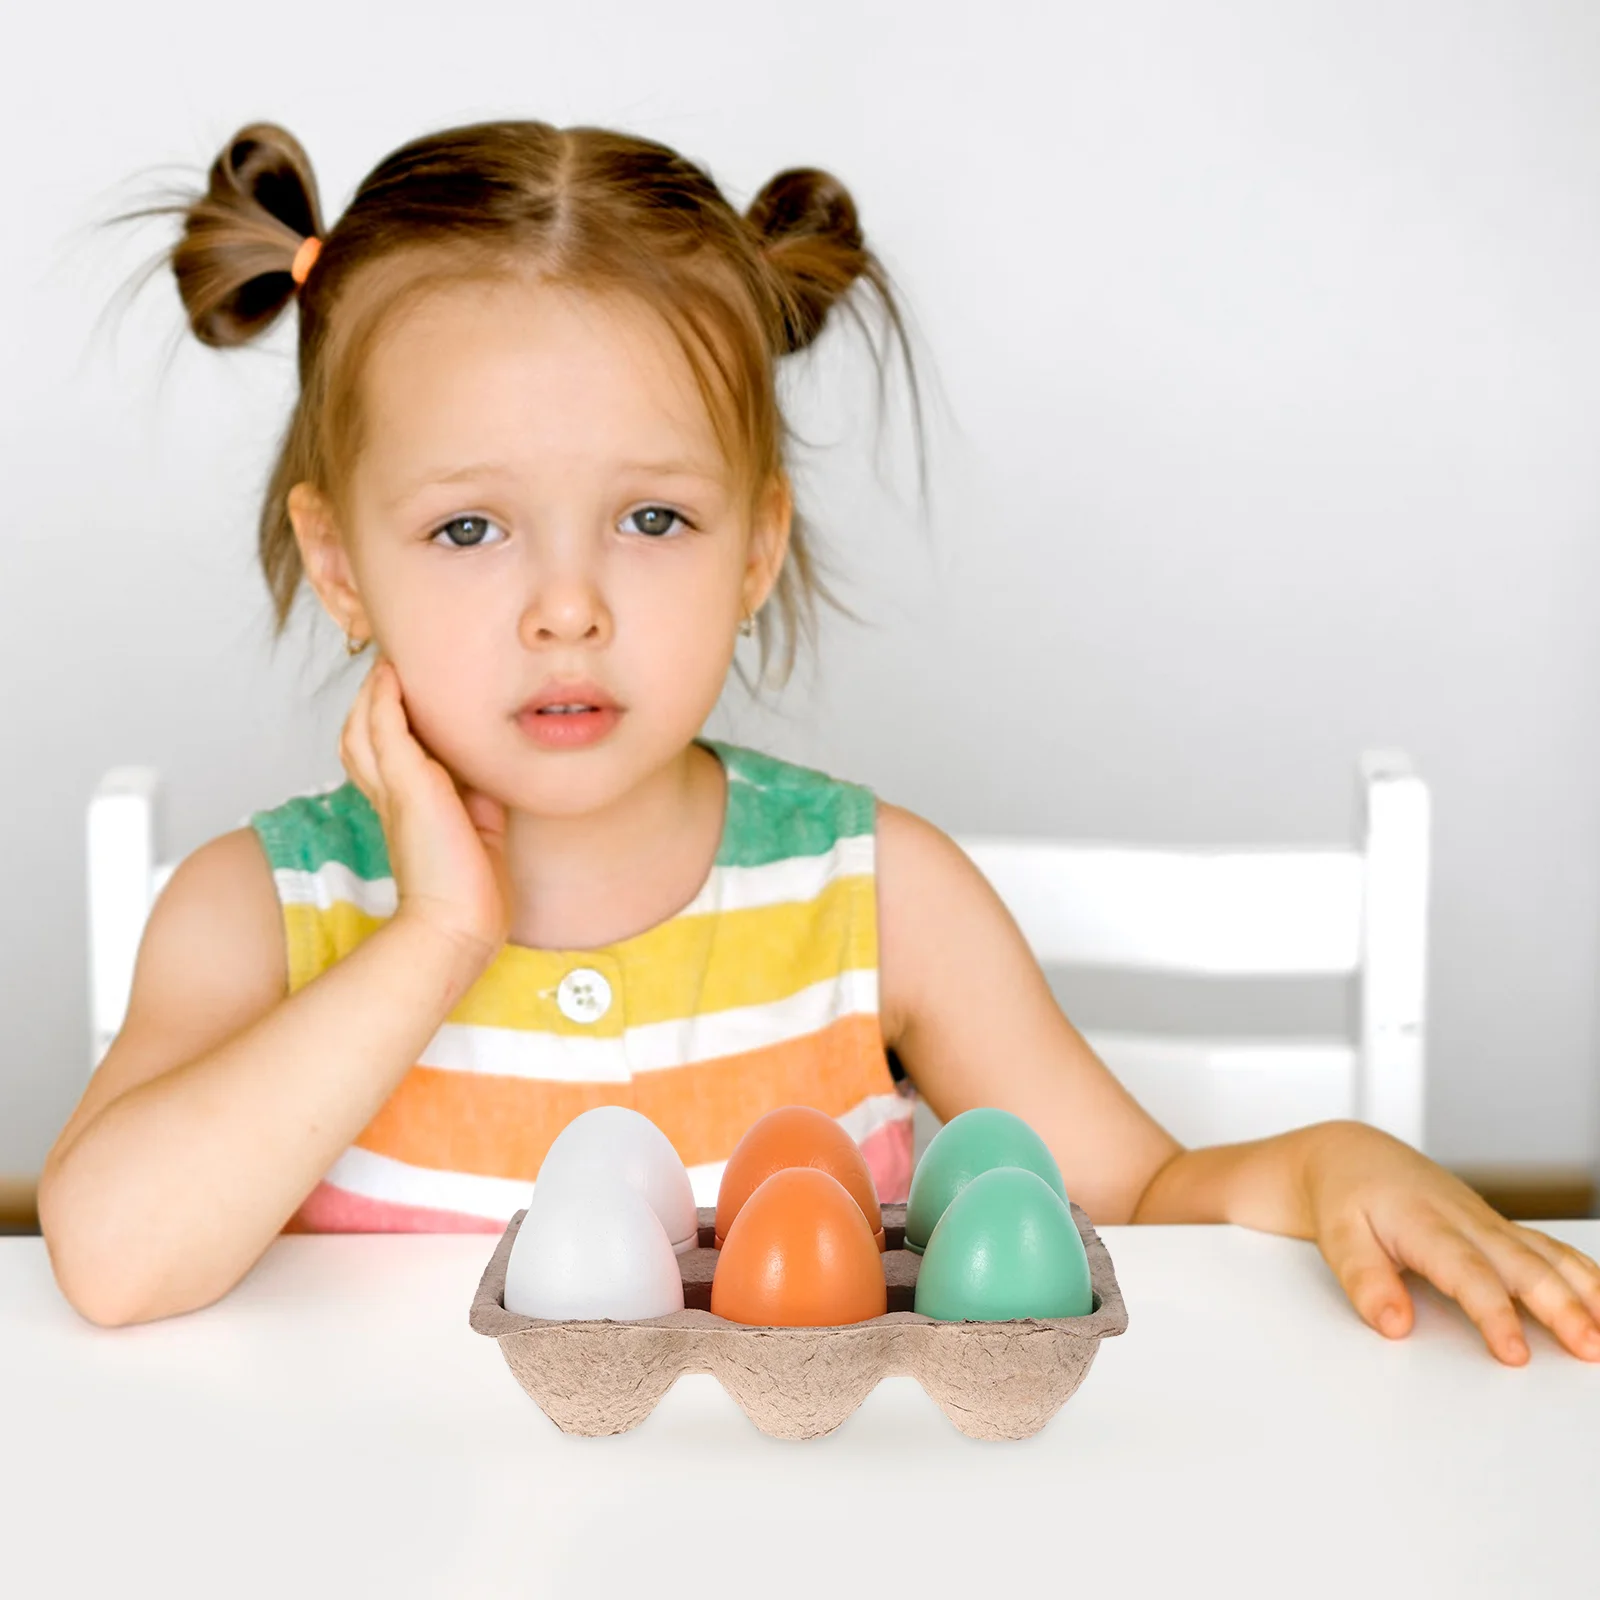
[39,118,1600,1366]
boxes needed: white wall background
[4,0,1599,1185]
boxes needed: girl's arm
[37,827,491,1328]
[875,799,1600,1364]
[874,799,1184,1228]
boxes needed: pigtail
[168,123,325,348]
[747,165,929,506]
[746,168,871,354]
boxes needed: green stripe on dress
[249,739,876,883]
[701,740,876,868]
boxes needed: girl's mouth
[515,705,623,749]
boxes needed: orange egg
[710,1167,888,1327]
[714,1105,885,1250]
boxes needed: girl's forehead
[355,276,726,482]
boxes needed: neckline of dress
[492,736,734,964]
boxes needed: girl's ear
[287,483,371,641]
[743,475,793,615]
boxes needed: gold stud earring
[739,609,757,639]
[345,631,367,656]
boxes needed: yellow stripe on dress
[282,871,876,1030]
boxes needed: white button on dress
[556,967,613,1024]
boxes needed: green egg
[904,1106,1067,1254]
[913,1166,1093,1321]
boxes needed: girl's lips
[515,705,623,749]
[517,680,621,716]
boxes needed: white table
[3,1222,1596,1599]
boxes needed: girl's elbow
[64,1281,149,1330]
[43,1236,148,1328]
[39,1182,181,1328]
[50,1252,207,1329]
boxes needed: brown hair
[128,118,926,692]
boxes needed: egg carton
[469,1200,1128,1440]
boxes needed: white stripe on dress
[412,968,880,1082]
[833,1093,916,1145]
[276,861,398,917]
[321,1145,536,1220]
[624,968,880,1074]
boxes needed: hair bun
[172,122,325,348]
[746,167,868,354]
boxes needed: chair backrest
[86,750,1429,1153]
[949,749,1429,1152]
[87,767,176,1074]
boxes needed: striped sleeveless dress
[247,736,915,1232]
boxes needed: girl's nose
[518,566,613,647]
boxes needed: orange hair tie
[290,235,323,287]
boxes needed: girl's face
[290,275,790,817]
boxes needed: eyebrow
[386,457,722,510]
[616,459,722,480]
[396,457,723,486]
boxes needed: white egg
[504,1178,685,1322]
[535,1105,699,1254]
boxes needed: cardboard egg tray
[469,1200,1128,1440]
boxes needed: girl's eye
[621,505,688,539]
[429,515,505,549]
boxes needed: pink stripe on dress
[288,1180,504,1234]
[858,1115,914,1206]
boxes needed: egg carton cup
[469,1201,1128,1440]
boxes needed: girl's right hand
[339,655,513,970]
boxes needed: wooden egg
[714,1104,884,1250]
[710,1167,888,1327]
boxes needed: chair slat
[1355,754,1430,1150]
[912,1034,1359,1158]
[86,768,161,1069]
[957,841,1365,976]
[1077,1030,1357,1150]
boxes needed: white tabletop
[3,1221,1596,1599]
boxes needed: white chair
[87,751,1429,1153]
[942,749,1430,1154]
[87,767,180,1074]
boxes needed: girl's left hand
[1302,1122,1600,1365]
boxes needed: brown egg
[711,1167,888,1327]
[714,1105,884,1250]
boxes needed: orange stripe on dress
[632,1014,897,1166]
[353,1011,896,1177]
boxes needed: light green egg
[904,1107,1067,1254]
[913,1166,1094,1321]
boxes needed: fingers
[366,658,429,789]
[338,659,383,806]
[1310,1134,1600,1366]
[1316,1207,1414,1339]
[1384,1217,1534,1365]
[1477,1223,1600,1363]
[1371,1205,1600,1366]
[459,784,509,850]
[1323,1203,1544,1363]
[1508,1225,1600,1322]
[341,656,428,816]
